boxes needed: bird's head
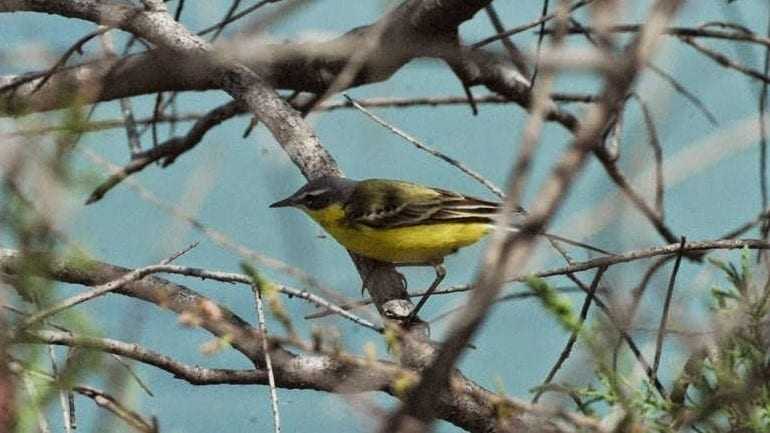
[269,176,357,211]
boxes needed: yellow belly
[306,204,490,264]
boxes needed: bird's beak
[269,196,297,208]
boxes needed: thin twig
[505,239,767,282]
[47,346,75,433]
[162,240,200,265]
[484,5,528,75]
[344,95,504,198]
[99,28,143,157]
[16,330,266,386]
[4,94,596,140]
[652,237,686,377]
[196,0,281,36]
[506,0,570,207]
[565,272,666,397]
[628,255,675,322]
[28,27,111,93]
[553,23,770,48]
[74,386,157,433]
[309,284,586,320]
[596,157,681,246]
[316,238,770,322]
[680,36,770,84]
[109,354,155,397]
[209,0,244,41]
[647,63,718,126]
[760,14,770,241]
[532,266,607,403]
[471,0,596,48]
[530,0,551,86]
[173,0,185,21]
[426,287,586,325]
[722,206,770,239]
[161,265,381,332]
[150,92,164,150]
[20,262,177,329]
[251,280,281,433]
[634,94,665,217]
[85,101,242,204]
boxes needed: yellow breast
[305,204,490,264]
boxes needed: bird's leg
[406,263,446,323]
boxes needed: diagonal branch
[0,248,518,432]
[1,0,340,180]
[381,1,686,431]
[85,100,242,204]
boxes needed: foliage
[535,251,770,433]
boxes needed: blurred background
[2,1,770,432]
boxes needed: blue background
[2,1,769,432]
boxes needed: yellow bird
[270,176,604,321]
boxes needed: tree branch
[0,248,543,432]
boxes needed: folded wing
[344,179,521,228]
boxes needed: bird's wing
[344,179,511,228]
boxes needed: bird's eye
[298,188,330,209]
[303,191,324,208]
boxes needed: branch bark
[0,0,576,129]
[381,0,686,431]
[0,248,564,432]
[0,1,684,432]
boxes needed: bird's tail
[424,191,611,255]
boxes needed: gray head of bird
[269,175,358,211]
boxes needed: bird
[270,175,607,322]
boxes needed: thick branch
[383,1,686,431]
[0,2,591,432]
[0,0,339,179]
[16,329,400,393]
[0,0,545,129]
[0,248,521,432]
[0,248,267,361]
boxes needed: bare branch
[0,248,507,432]
[0,0,340,180]
[345,95,503,198]
[3,93,594,140]
[652,237,686,378]
[382,2,685,430]
[20,262,179,329]
[84,100,242,204]
[556,23,770,49]
[508,238,769,281]
[472,0,596,48]
[532,266,607,403]
[680,36,770,84]
[74,386,157,433]
[249,277,281,433]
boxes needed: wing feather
[344,180,512,228]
